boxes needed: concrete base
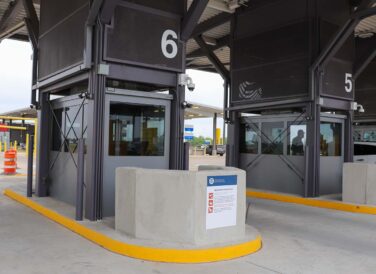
[343,163,376,205]
[116,166,246,246]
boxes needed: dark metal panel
[320,97,353,110]
[104,2,184,72]
[38,3,89,79]
[100,0,119,24]
[234,0,307,39]
[39,0,89,34]
[108,64,177,87]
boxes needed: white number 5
[161,30,178,59]
[345,73,353,93]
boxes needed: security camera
[357,104,365,113]
[187,81,195,92]
[178,74,195,92]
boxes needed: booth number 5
[161,30,178,59]
[345,73,353,93]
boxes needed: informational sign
[184,124,194,141]
[206,175,237,230]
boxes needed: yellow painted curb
[247,189,376,215]
[3,189,262,263]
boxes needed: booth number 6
[161,30,178,59]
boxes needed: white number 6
[161,30,178,59]
[345,73,353,93]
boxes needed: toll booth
[226,0,357,197]
[34,0,188,219]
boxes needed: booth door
[103,92,171,216]
[319,116,345,195]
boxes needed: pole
[212,113,217,155]
[183,142,190,170]
[27,135,34,197]
[76,139,85,221]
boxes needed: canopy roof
[0,0,375,75]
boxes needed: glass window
[320,122,342,156]
[109,102,165,156]
[288,124,306,156]
[261,122,284,155]
[353,130,362,142]
[64,105,83,153]
[364,130,376,142]
[240,123,259,154]
[51,108,63,151]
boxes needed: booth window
[109,102,165,156]
[364,130,376,142]
[261,122,284,155]
[320,122,342,156]
[64,105,84,153]
[288,124,306,156]
[353,130,362,142]
[51,108,63,151]
[240,123,259,154]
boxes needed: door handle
[356,159,364,162]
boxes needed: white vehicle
[354,142,376,164]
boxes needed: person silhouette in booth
[291,129,305,155]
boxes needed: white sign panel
[206,175,237,230]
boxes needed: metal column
[35,92,50,197]
[76,138,85,220]
[26,134,34,197]
[212,113,217,155]
[169,85,186,170]
[226,111,240,167]
[344,110,354,163]
[305,102,321,197]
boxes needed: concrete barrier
[115,166,246,246]
[343,163,376,205]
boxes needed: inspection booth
[224,0,375,198]
[26,0,191,220]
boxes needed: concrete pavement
[1,155,376,273]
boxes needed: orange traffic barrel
[4,150,17,175]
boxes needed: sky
[0,39,224,138]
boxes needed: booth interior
[0,0,376,223]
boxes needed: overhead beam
[354,36,376,79]
[181,0,209,41]
[0,0,23,33]
[187,35,230,60]
[191,12,232,38]
[8,33,29,41]
[22,0,39,49]
[194,35,230,80]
